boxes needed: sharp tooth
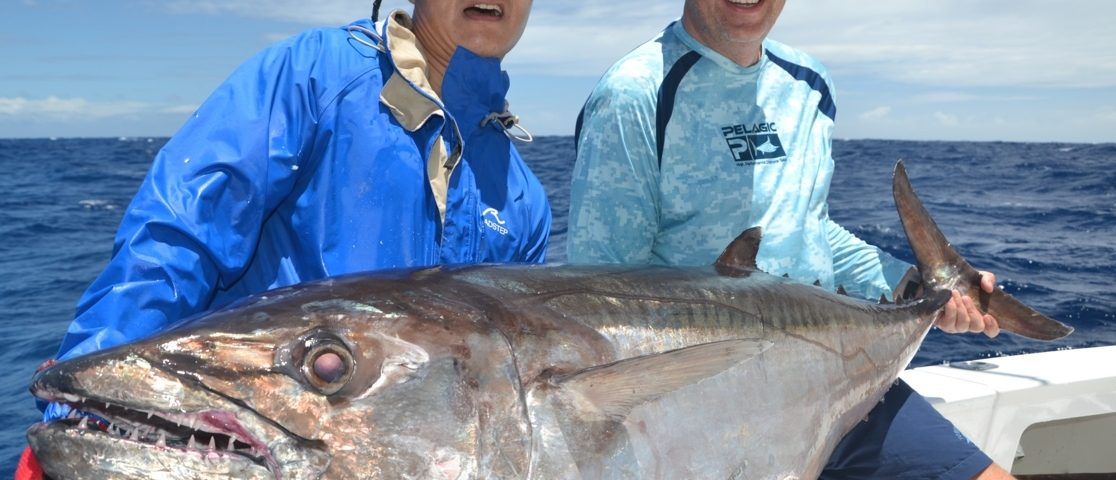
[188,435,197,449]
[105,401,111,409]
[130,428,139,441]
[146,411,154,420]
[157,432,167,447]
[227,435,237,451]
[78,417,88,430]
[208,437,216,451]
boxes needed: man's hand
[935,271,1000,337]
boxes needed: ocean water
[1,137,1113,474]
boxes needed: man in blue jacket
[20,1,548,473]
[569,0,1012,479]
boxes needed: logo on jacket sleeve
[721,122,786,165]
[482,208,509,236]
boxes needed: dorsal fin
[551,340,772,422]
[714,227,762,277]
[836,285,848,296]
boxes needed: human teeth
[472,3,502,15]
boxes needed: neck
[680,18,764,68]
[412,22,453,96]
[725,45,763,67]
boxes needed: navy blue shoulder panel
[764,50,836,122]
[574,104,586,152]
[656,50,703,168]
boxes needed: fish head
[28,271,531,479]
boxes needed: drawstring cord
[348,0,386,52]
[346,24,385,52]
[480,102,534,143]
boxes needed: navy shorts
[821,379,993,480]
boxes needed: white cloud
[1096,109,1116,122]
[147,1,1116,89]
[775,1,1116,90]
[0,96,152,120]
[158,0,376,25]
[933,111,960,127]
[163,104,200,115]
[858,106,891,121]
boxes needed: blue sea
[1,137,1114,474]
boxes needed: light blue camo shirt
[568,20,911,301]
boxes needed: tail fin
[892,161,1073,340]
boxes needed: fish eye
[300,337,354,396]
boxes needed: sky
[2,0,1115,143]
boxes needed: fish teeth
[208,436,216,451]
[228,434,237,451]
[188,435,197,449]
[78,417,88,430]
[157,432,167,447]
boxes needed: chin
[462,42,513,59]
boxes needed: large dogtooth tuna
[27,162,1071,479]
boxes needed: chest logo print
[721,122,787,165]
[482,208,509,236]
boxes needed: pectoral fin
[554,339,772,422]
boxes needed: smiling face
[412,0,533,60]
[682,0,786,66]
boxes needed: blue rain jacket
[52,14,551,365]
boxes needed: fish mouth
[28,395,279,477]
[25,352,324,479]
[30,398,272,471]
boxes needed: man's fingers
[979,271,997,294]
[936,292,960,332]
[984,314,1000,338]
[961,295,985,333]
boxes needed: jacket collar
[379,11,444,133]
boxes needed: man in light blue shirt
[569,0,1012,478]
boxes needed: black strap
[371,0,384,22]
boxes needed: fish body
[27,163,1070,479]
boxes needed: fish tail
[891,160,1072,340]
